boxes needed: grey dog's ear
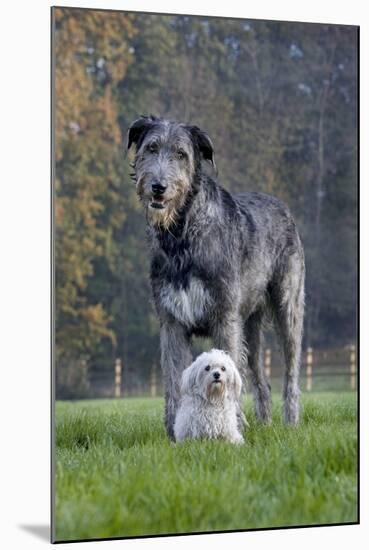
[126,115,157,151]
[186,125,217,173]
[180,363,198,396]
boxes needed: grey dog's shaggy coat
[127,116,305,440]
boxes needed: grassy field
[54,393,358,542]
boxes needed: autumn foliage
[53,8,357,398]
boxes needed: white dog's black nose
[213,371,220,380]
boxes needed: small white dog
[174,349,244,444]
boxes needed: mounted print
[51,5,359,543]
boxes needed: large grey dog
[127,115,305,440]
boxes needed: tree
[54,8,136,395]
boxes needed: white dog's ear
[232,367,243,398]
[180,364,198,395]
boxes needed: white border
[1,1,366,548]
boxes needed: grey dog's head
[127,116,216,229]
[180,349,242,404]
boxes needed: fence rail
[263,344,357,393]
[65,344,357,399]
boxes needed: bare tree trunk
[310,38,337,336]
[312,88,327,328]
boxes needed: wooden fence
[83,344,357,399]
[264,344,357,393]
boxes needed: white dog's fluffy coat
[174,349,244,444]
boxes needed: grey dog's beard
[146,189,191,231]
[147,201,179,230]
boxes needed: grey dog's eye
[205,365,210,371]
[148,143,159,154]
[221,366,226,371]
[176,149,186,160]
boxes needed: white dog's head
[180,349,242,403]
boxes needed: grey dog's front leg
[213,315,243,367]
[213,314,247,431]
[160,321,192,440]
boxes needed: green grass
[54,393,358,542]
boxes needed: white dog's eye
[205,365,210,371]
[221,366,226,371]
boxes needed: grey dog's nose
[151,181,167,195]
[213,371,220,380]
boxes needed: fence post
[306,347,313,392]
[150,365,157,397]
[81,358,89,391]
[349,344,356,390]
[264,348,271,380]
[114,358,122,398]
